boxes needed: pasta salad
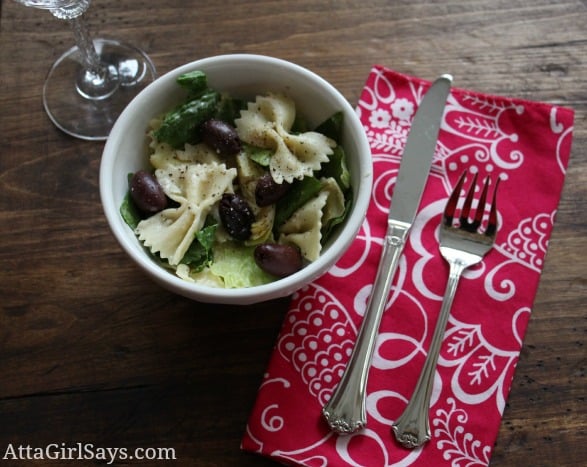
[120,70,352,288]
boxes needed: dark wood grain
[1,0,585,465]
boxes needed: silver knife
[322,74,453,434]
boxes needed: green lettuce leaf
[319,146,351,193]
[180,222,217,272]
[242,143,273,167]
[210,242,274,288]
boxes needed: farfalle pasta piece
[149,140,222,172]
[319,177,346,227]
[136,162,237,266]
[235,94,294,147]
[236,152,264,201]
[279,191,328,261]
[235,94,336,184]
[278,177,346,261]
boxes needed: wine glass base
[43,38,156,141]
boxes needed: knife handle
[322,219,411,434]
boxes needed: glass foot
[43,38,156,141]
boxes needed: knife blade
[389,74,453,224]
[322,74,453,434]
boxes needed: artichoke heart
[236,151,276,245]
[247,205,275,245]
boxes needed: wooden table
[1,0,585,465]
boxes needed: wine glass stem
[69,15,119,100]
[70,15,101,74]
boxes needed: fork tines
[444,170,500,235]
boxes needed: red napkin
[242,66,574,466]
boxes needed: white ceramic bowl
[100,54,372,304]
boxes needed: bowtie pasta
[235,94,335,184]
[120,71,352,288]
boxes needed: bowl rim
[100,53,373,304]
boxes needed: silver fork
[391,170,500,449]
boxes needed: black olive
[255,173,291,206]
[254,243,303,277]
[219,193,255,240]
[201,119,242,156]
[130,170,168,214]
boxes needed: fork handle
[392,259,466,448]
[322,220,411,434]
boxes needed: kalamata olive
[219,193,255,240]
[201,119,242,156]
[254,243,303,278]
[255,173,291,206]
[130,170,168,214]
